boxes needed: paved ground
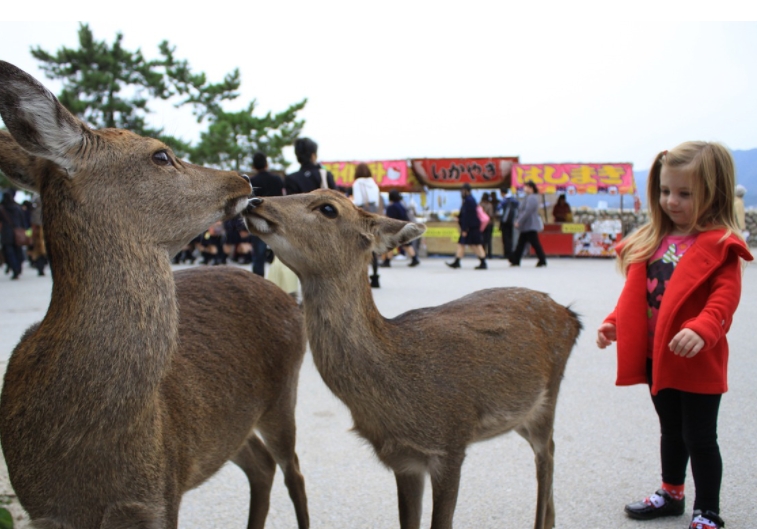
[1,255,755,528]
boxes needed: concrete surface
[0,255,755,528]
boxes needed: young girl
[596,141,753,529]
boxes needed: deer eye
[152,150,172,166]
[318,204,338,218]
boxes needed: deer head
[243,190,425,278]
[0,60,251,256]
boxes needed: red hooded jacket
[604,229,752,395]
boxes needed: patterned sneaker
[690,510,725,529]
[624,489,685,520]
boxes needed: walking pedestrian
[596,141,753,529]
[509,181,547,267]
[480,192,495,259]
[446,183,487,270]
[498,188,518,260]
[0,189,28,280]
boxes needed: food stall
[511,162,635,257]
[319,157,636,258]
[410,157,518,254]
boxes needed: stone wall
[571,208,757,247]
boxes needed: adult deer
[243,190,582,529]
[0,61,309,529]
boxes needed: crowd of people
[0,189,46,280]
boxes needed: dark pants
[510,230,546,265]
[251,236,268,277]
[647,360,722,513]
[482,224,494,258]
[500,222,514,259]
[2,244,23,278]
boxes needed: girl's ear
[0,60,91,175]
[370,217,426,254]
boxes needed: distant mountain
[633,148,757,209]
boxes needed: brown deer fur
[243,190,582,529]
[0,61,308,529]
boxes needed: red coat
[604,230,753,395]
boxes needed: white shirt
[352,177,380,207]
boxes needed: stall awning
[320,160,423,192]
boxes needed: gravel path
[1,256,754,528]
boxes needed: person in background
[249,152,284,276]
[27,194,46,276]
[352,162,383,287]
[509,181,547,267]
[596,141,752,529]
[383,189,420,267]
[446,183,487,270]
[285,137,336,195]
[0,189,28,280]
[480,192,495,259]
[552,193,573,223]
[498,188,518,260]
[734,184,747,239]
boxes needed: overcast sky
[2,8,757,172]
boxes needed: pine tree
[30,23,306,167]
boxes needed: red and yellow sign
[410,157,518,189]
[320,160,421,191]
[512,163,634,195]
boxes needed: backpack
[500,198,518,224]
[476,205,490,232]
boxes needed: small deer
[0,61,308,529]
[243,190,582,529]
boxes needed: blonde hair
[618,141,742,275]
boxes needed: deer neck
[300,266,388,393]
[39,190,178,411]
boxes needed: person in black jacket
[446,184,487,270]
[284,138,337,195]
[0,189,28,280]
[249,153,284,276]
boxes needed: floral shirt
[646,233,699,355]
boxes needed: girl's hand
[596,323,617,349]
[669,329,705,358]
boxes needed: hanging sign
[511,163,635,195]
[410,157,518,189]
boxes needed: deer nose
[246,197,264,212]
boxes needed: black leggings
[510,230,546,265]
[646,361,722,513]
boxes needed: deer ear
[371,218,426,254]
[0,61,90,175]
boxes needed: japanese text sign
[411,157,518,189]
[321,160,412,190]
[512,163,635,195]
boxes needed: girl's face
[659,165,696,234]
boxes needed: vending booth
[511,162,636,257]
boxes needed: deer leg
[395,470,425,529]
[232,435,277,529]
[99,502,166,528]
[517,419,556,529]
[258,414,309,529]
[429,450,465,529]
